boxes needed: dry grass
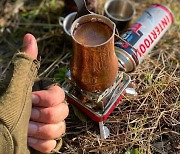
[0,0,179,153]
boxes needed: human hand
[28,86,69,153]
[22,34,69,153]
[0,34,39,154]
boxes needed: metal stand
[99,121,110,139]
[62,71,137,139]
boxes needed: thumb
[21,33,38,59]
[0,34,40,153]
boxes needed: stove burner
[62,71,131,138]
[62,71,130,119]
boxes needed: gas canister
[115,4,174,72]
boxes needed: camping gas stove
[59,2,173,139]
[62,71,136,138]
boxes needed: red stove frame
[62,71,131,122]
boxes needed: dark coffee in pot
[73,21,113,46]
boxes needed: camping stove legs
[98,87,137,139]
[99,121,110,139]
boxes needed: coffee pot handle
[73,0,91,19]
[115,30,137,52]
[58,17,64,27]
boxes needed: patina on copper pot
[70,14,118,92]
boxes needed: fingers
[21,33,38,59]
[28,121,66,140]
[30,102,69,124]
[32,85,65,107]
[28,137,56,153]
[30,84,68,152]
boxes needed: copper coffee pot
[70,14,118,92]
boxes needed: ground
[0,0,179,154]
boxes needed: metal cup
[59,12,77,37]
[104,0,135,31]
[70,14,119,92]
